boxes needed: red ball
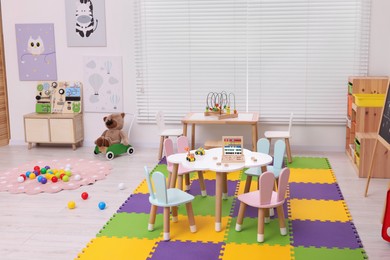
[20,174,26,181]
[51,176,58,183]
[34,166,40,172]
[81,192,89,200]
[60,173,66,180]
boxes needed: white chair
[144,166,196,241]
[264,113,293,163]
[156,110,183,160]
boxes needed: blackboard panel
[379,87,390,145]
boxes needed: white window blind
[135,0,370,125]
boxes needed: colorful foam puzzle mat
[77,157,367,259]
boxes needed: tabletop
[181,112,259,125]
[167,148,272,173]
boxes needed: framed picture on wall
[65,0,107,47]
[83,56,123,112]
[15,23,58,81]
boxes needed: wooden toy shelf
[24,113,84,150]
[345,76,390,178]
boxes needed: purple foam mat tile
[148,241,224,260]
[289,183,343,200]
[189,179,238,197]
[231,197,289,218]
[159,156,167,165]
[117,193,163,214]
[291,220,362,249]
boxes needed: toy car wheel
[106,151,114,160]
[127,147,134,155]
[94,150,99,155]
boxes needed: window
[135,0,370,125]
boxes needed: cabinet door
[25,118,50,142]
[50,119,75,143]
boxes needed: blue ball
[37,176,43,182]
[41,177,47,184]
[25,171,31,178]
[98,202,106,210]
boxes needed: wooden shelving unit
[346,76,390,178]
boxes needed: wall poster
[65,0,107,47]
[83,56,123,112]
[15,23,58,81]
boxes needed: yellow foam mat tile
[289,199,351,222]
[221,243,292,260]
[236,178,259,195]
[170,215,230,243]
[201,170,241,181]
[289,169,336,184]
[77,236,157,260]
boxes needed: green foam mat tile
[287,157,331,169]
[178,196,234,217]
[293,246,367,260]
[98,212,163,239]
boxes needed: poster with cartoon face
[15,23,58,81]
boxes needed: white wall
[2,0,390,152]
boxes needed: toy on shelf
[185,147,196,162]
[35,81,82,114]
[195,147,205,155]
[204,91,238,119]
[94,113,134,160]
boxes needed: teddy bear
[95,113,129,147]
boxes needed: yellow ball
[46,174,53,180]
[68,201,76,209]
[29,173,36,179]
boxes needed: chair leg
[258,208,265,242]
[172,206,178,222]
[197,171,207,196]
[177,175,184,191]
[158,136,165,160]
[243,175,252,193]
[222,173,228,200]
[163,207,170,241]
[167,173,172,190]
[276,205,287,236]
[148,205,158,231]
[184,174,191,191]
[285,138,292,163]
[185,202,197,233]
[235,202,247,231]
[264,207,270,223]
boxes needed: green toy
[94,143,134,160]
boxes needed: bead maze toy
[205,91,238,119]
[35,81,82,114]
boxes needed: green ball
[55,172,61,178]
[65,170,72,177]
[62,175,69,182]
[40,168,47,174]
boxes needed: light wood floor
[0,145,389,260]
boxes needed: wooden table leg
[215,171,224,232]
[158,136,165,160]
[191,124,195,150]
[252,124,258,152]
[222,172,228,200]
[169,163,179,189]
[183,123,188,137]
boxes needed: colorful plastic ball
[45,165,50,170]
[74,175,81,181]
[118,183,125,190]
[17,176,25,183]
[81,192,89,200]
[40,168,47,174]
[34,166,40,172]
[98,202,106,210]
[60,173,66,180]
[55,172,61,178]
[62,175,69,182]
[25,171,31,178]
[34,170,40,176]
[66,164,71,169]
[67,201,76,209]
[51,176,58,183]
[65,170,72,177]
[20,174,26,181]
[41,177,47,184]
[37,176,43,182]
[29,173,36,179]
[46,174,53,180]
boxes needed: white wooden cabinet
[24,113,84,150]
